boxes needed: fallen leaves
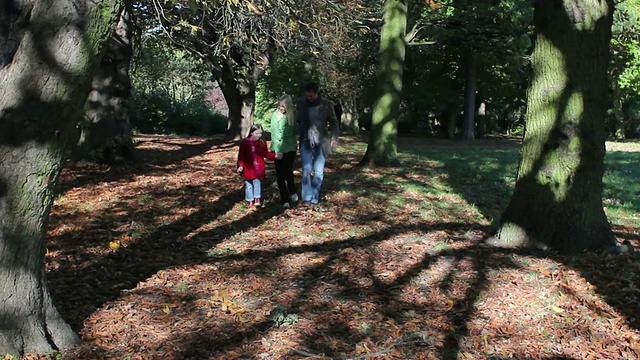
[37,135,640,360]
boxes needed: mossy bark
[0,0,120,355]
[73,0,134,163]
[489,0,616,255]
[360,0,407,167]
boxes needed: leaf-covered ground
[41,135,640,359]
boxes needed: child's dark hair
[303,81,319,93]
[247,123,263,138]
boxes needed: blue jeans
[244,179,262,201]
[300,141,325,204]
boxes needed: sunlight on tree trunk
[0,0,120,355]
[218,49,266,141]
[489,0,617,255]
[360,0,407,167]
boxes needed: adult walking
[270,94,299,208]
[297,82,340,206]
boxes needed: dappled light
[44,135,640,359]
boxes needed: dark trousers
[274,151,297,203]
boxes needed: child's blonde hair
[279,94,296,126]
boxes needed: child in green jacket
[270,94,299,208]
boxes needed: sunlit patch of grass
[431,241,452,252]
[603,151,640,228]
[207,246,237,257]
[357,322,376,336]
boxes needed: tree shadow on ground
[50,134,634,359]
[156,225,585,359]
[56,135,227,194]
[48,137,282,331]
[49,186,287,330]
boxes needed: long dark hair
[246,123,263,138]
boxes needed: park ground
[37,134,640,359]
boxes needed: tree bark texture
[73,0,134,163]
[218,48,266,141]
[611,79,626,139]
[0,0,120,355]
[461,47,476,140]
[490,0,616,254]
[361,0,407,166]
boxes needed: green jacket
[270,110,298,153]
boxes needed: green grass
[603,151,640,227]
[335,139,637,232]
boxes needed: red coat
[237,138,277,180]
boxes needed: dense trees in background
[0,0,121,355]
[610,0,640,139]
[129,36,227,136]
[146,0,309,140]
[123,0,640,143]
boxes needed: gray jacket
[296,96,339,154]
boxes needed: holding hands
[276,152,283,160]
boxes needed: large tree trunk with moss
[0,0,120,355]
[488,0,617,255]
[360,0,407,166]
[73,0,134,163]
[218,48,267,141]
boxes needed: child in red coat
[237,124,282,207]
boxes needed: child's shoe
[254,198,261,207]
[248,200,254,207]
[290,193,299,203]
[283,202,291,209]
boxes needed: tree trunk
[360,0,407,167]
[446,106,457,139]
[218,49,267,141]
[489,0,617,255]
[73,0,134,163]
[476,91,487,138]
[0,0,120,355]
[341,97,358,134]
[461,47,476,140]
[611,79,626,139]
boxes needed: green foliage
[253,88,275,134]
[130,90,227,135]
[401,0,534,135]
[254,51,324,133]
[612,0,640,93]
[130,35,227,136]
[609,0,640,138]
